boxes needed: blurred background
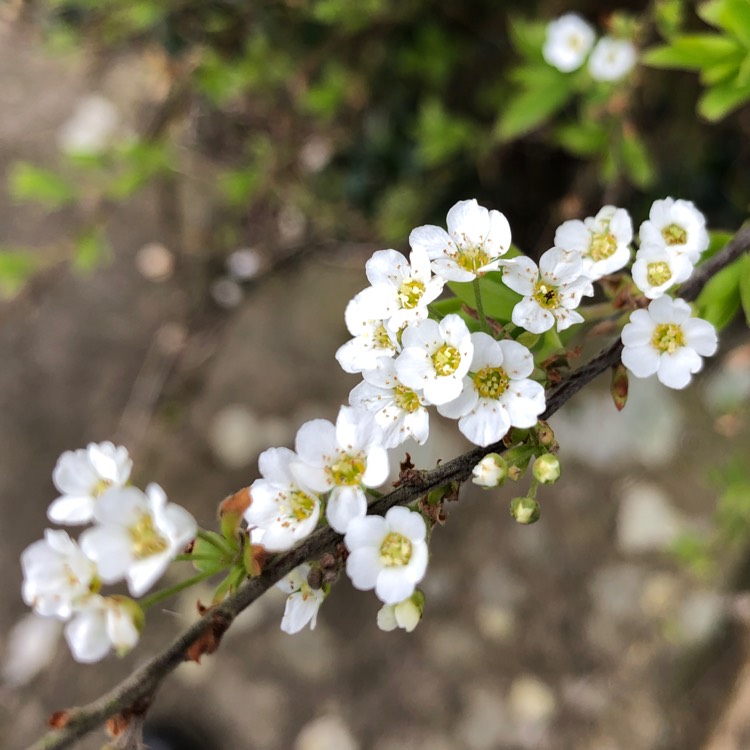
[1,0,750,748]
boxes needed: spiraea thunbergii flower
[588,37,637,82]
[335,295,400,374]
[79,483,197,597]
[291,406,389,534]
[277,564,326,634]
[639,197,709,264]
[621,296,718,389]
[48,442,132,525]
[345,506,428,605]
[543,13,596,73]
[409,199,512,282]
[631,243,694,299]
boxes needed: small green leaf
[0,250,36,297]
[508,17,547,60]
[553,121,607,156]
[190,535,229,574]
[738,253,750,326]
[642,35,742,69]
[695,257,743,329]
[74,227,110,272]
[703,0,750,47]
[429,296,464,319]
[448,272,522,324]
[620,128,655,188]
[698,77,750,120]
[8,163,75,208]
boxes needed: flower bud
[610,362,629,411]
[377,590,425,633]
[510,496,540,524]
[471,453,508,488]
[532,454,561,484]
[535,422,556,447]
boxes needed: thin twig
[27,227,750,750]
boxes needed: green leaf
[0,250,36,297]
[738,253,750,326]
[8,163,75,208]
[642,34,742,69]
[702,0,750,47]
[695,257,743,329]
[620,128,655,188]
[74,227,110,272]
[429,296,464,319]
[507,17,547,60]
[698,76,750,120]
[448,272,522,324]
[702,57,744,84]
[495,70,574,141]
[702,229,733,261]
[191,533,232,574]
[552,121,607,156]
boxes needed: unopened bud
[510,496,540,524]
[377,590,425,633]
[535,422,556,447]
[507,465,523,482]
[611,362,629,411]
[532,454,561,484]
[471,453,508,488]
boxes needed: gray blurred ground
[1,20,749,750]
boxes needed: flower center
[533,281,559,310]
[129,513,169,559]
[651,322,685,354]
[92,478,113,497]
[283,489,317,523]
[431,343,462,376]
[456,245,491,274]
[589,232,617,261]
[646,261,672,287]
[397,277,426,310]
[328,454,366,486]
[394,385,421,413]
[379,531,413,567]
[472,366,510,400]
[373,324,393,350]
[662,223,687,246]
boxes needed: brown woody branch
[28,225,750,750]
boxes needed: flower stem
[139,568,224,610]
[472,277,489,333]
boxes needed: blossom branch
[27,225,750,750]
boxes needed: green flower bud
[510,496,540,524]
[532,454,561,484]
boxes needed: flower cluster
[21,443,197,662]
[543,13,637,82]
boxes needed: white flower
[395,314,474,405]
[21,530,96,619]
[80,483,197,597]
[554,205,633,279]
[621,296,718,389]
[335,295,400,374]
[471,453,508,488]
[48,441,132,525]
[503,249,592,334]
[64,595,141,663]
[439,334,546,447]
[409,199,512,282]
[345,506,428,605]
[349,358,429,449]
[353,248,445,333]
[58,94,120,155]
[276,564,326,634]
[291,406,389,534]
[543,14,596,73]
[377,594,423,633]
[639,197,709,264]
[588,37,637,82]
[631,243,694,299]
[244,447,322,552]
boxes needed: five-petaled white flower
[631,243,694,299]
[503,248,592,334]
[48,442,132,525]
[543,13,596,73]
[395,314,474,405]
[64,594,142,663]
[349,358,430,449]
[588,37,637,82]
[80,483,197,597]
[554,205,633,279]
[276,564,326,634]
[335,295,400,374]
[639,197,709,264]
[291,406,389,534]
[438,334,546,446]
[345,506,429,604]
[352,248,445,333]
[245,447,322,552]
[21,529,96,619]
[409,199,512,282]
[621,296,718,389]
